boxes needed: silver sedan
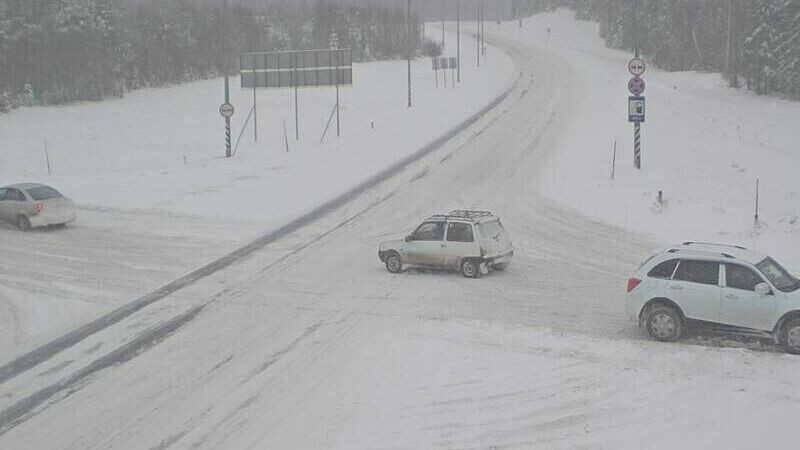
[0,183,77,231]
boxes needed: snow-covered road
[2,21,800,450]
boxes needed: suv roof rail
[667,248,735,259]
[428,210,496,222]
[681,241,747,250]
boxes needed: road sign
[628,96,645,123]
[628,58,646,76]
[219,102,235,118]
[240,49,353,90]
[628,77,646,96]
[432,57,458,71]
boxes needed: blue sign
[628,96,645,123]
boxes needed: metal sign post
[240,48,353,142]
[433,58,440,89]
[253,82,258,142]
[222,76,233,158]
[627,50,646,170]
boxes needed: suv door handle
[669,285,683,290]
[725,294,738,300]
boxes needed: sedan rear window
[26,186,63,200]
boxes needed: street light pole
[457,0,461,82]
[407,0,412,108]
[476,0,480,67]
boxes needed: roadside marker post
[221,76,233,158]
[627,50,646,170]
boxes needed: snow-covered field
[504,11,800,270]
[2,12,800,450]
[0,30,513,359]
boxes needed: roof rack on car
[667,248,735,259]
[681,241,747,250]
[428,210,496,222]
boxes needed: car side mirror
[405,235,412,242]
[755,282,772,296]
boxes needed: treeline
[0,0,420,111]
[514,0,800,99]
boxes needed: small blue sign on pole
[628,96,645,123]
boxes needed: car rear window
[647,259,678,279]
[26,186,63,200]
[447,222,474,242]
[478,220,503,240]
[673,260,720,286]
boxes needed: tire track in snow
[0,41,526,387]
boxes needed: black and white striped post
[633,122,641,169]
[220,76,234,158]
[628,46,646,170]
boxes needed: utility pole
[253,81,258,142]
[407,0,413,108]
[457,0,461,82]
[476,0,480,67]
[294,59,299,140]
[442,17,446,48]
[480,0,485,57]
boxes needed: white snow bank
[0,29,513,234]
[495,11,800,270]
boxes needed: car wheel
[645,305,683,342]
[492,262,509,271]
[461,259,481,278]
[16,215,31,232]
[385,252,403,274]
[782,319,800,355]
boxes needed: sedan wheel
[17,215,31,232]
[646,306,682,342]
[385,253,402,274]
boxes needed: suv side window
[726,264,763,291]
[647,259,678,279]
[411,222,445,241]
[446,222,474,242]
[673,260,720,286]
[0,189,7,201]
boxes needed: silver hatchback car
[0,183,77,231]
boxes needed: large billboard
[240,49,353,89]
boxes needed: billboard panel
[240,49,353,90]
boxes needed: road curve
[0,28,658,449]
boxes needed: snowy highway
[2,21,800,450]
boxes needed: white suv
[626,242,800,353]
[378,210,513,278]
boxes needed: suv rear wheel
[461,259,480,278]
[782,319,800,355]
[385,252,402,274]
[645,305,683,342]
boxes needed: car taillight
[627,278,642,293]
[36,202,44,213]
[480,246,486,257]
